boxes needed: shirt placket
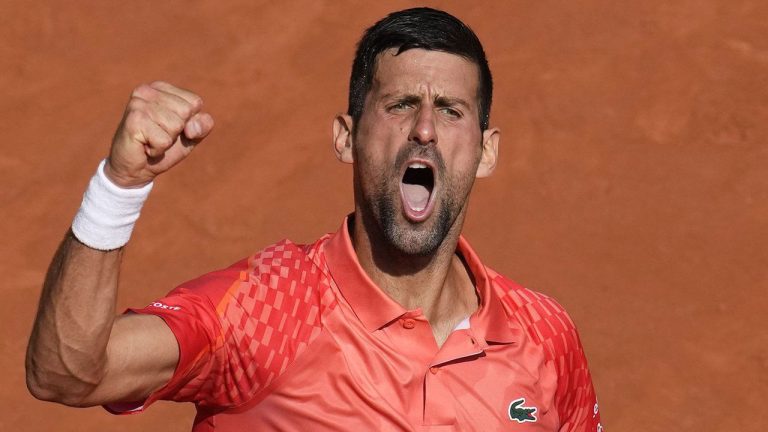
[421,328,485,427]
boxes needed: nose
[408,106,437,146]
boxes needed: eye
[388,102,413,112]
[439,107,462,118]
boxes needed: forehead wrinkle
[367,49,481,112]
[376,86,462,103]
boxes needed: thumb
[184,112,215,141]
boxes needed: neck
[349,212,478,342]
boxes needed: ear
[333,114,355,164]
[476,127,500,178]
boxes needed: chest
[206,306,561,432]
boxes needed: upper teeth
[409,163,427,169]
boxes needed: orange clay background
[1,1,766,431]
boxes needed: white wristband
[71,159,153,250]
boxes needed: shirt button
[430,366,439,375]
[402,318,416,329]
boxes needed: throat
[376,254,479,342]
[432,315,470,348]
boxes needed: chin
[388,230,441,256]
[380,203,454,257]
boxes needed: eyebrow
[434,95,471,109]
[391,94,422,105]
[383,93,472,109]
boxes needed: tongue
[402,183,430,211]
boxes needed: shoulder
[172,237,333,309]
[487,268,584,362]
[128,236,337,408]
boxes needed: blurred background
[2,1,766,430]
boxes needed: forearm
[26,231,122,404]
[25,81,212,406]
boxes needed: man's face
[335,48,498,256]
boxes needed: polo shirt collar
[324,216,520,344]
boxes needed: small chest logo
[508,397,537,423]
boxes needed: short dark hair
[348,7,493,130]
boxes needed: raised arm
[25,81,214,407]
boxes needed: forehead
[370,48,480,101]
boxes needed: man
[26,8,603,431]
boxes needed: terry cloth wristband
[71,159,153,251]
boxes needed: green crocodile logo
[508,397,537,423]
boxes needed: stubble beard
[375,187,455,256]
[362,145,470,257]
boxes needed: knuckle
[131,83,154,99]
[177,104,194,120]
[149,80,169,89]
[123,111,146,131]
[189,95,203,110]
[155,136,172,149]
[148,134,172,151]
[126,97,146,112]
[166,117,186,134]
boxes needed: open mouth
[400,161,435,220]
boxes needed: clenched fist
[105,81,214,188]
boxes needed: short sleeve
[107,258,251,413]
[105,239,330,416]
